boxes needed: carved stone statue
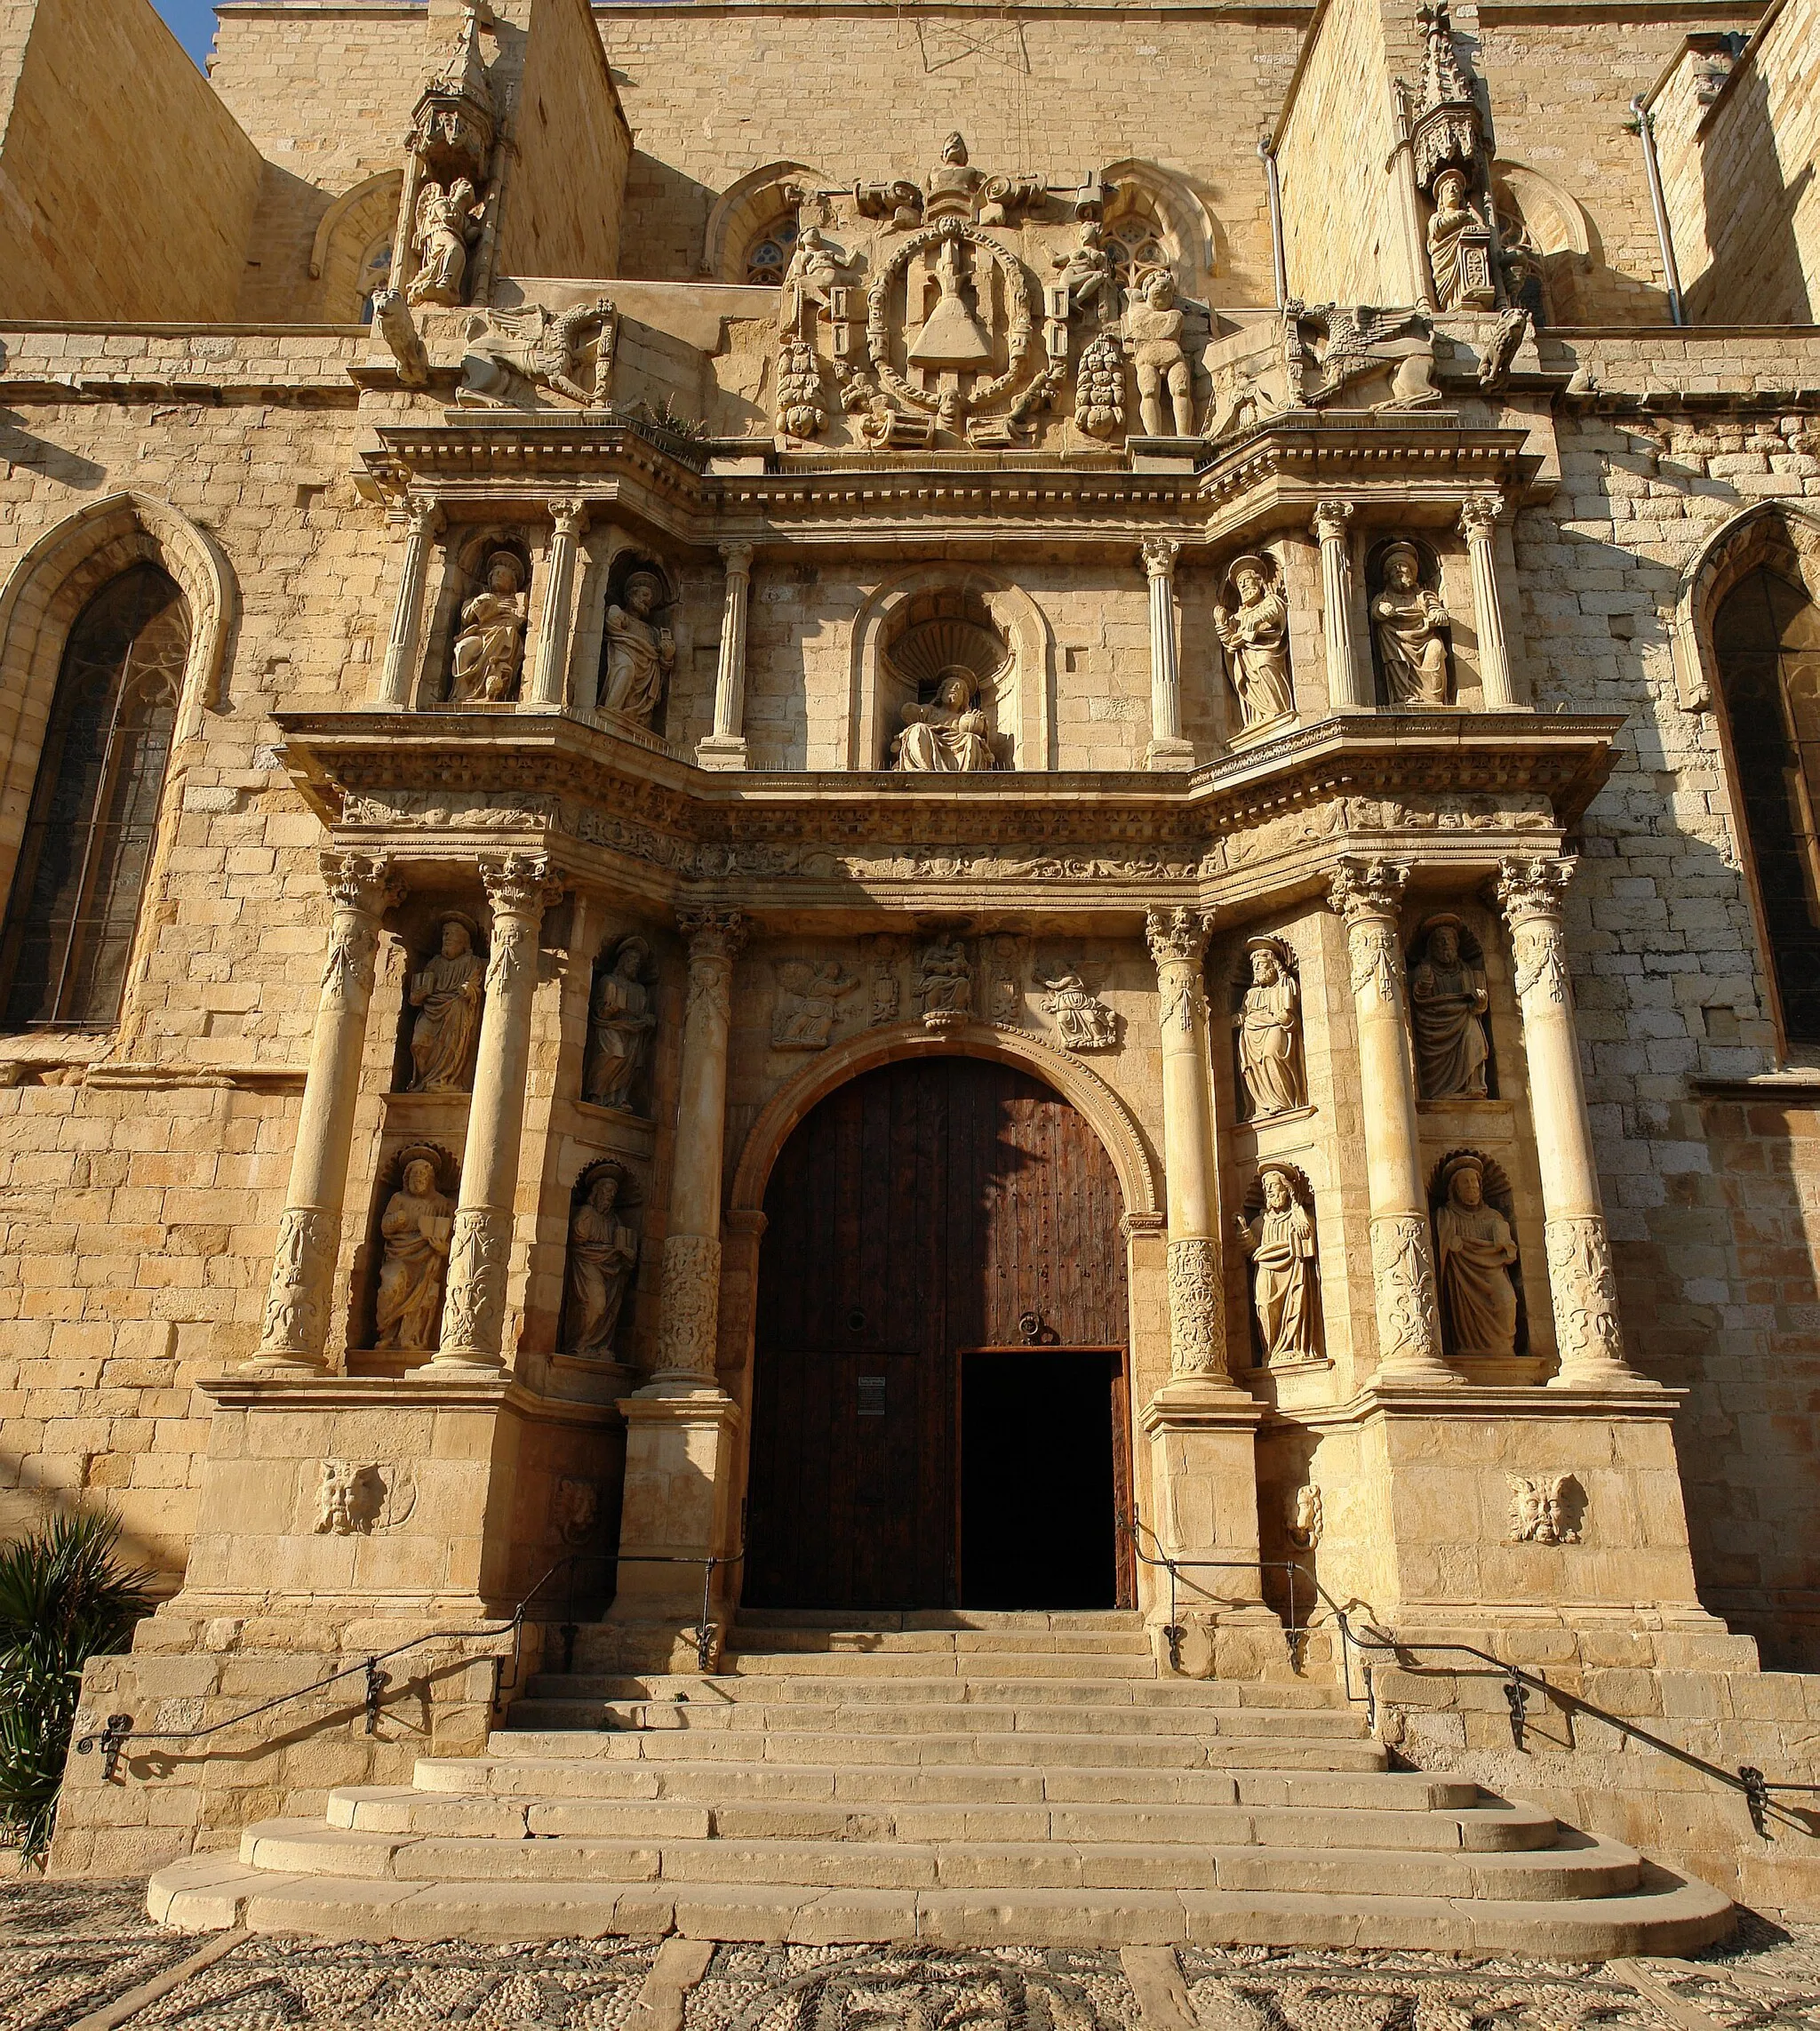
[925,131,984,217]
[459,297,617,410]
[1235,1167,1319,1364]
[778,224,846,330]
[1426,167,1497,312]
[1508,1473,1581,1544]
[775,339,826,440]
[1074,332,1126,439]
[375,1153,454,1350]
[1409,918,1490,1099]
[601,572,675,724]
[563,1165,638,1360]
[449,550,527,703]
[1434,1153,1520,1355]
[1373,543,1452,707]
[371,291,428,388]
[1040,972,1118,1051]
[408,918,484,1092]
[1215,555,1295,731]
[407,177,483,308]
[1053,221,1115,321]
[1126,268,1195,438]
[916,936,972,1025]
[892,668,996,772]
[1234,940,1304,1117]
[586,935,657,1111]
[773,960,861,1049]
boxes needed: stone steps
[144,1611,1735,1953]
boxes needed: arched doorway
[745,1054,1133,1613]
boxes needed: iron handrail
[613,1547,746,1674]
[1123,1507,1818,1840]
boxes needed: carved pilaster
[1458,498,1516,708]
[1142,538,1192,770]
[528,499,588,707]
[1312,499,1367,709]
[376,500,443,708]
[247,852,404,1372]
[699,543,755,770]
[1496,856,1644,1386]
[1327,857,1453,1381]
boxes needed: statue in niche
[1234,940,1304,1118]
[1409,917,1490,1099]
[563,1164,639,1360]
[1215,555,1295,732]
[601,572,675,725]
[375,1152,454,1351]
[1433,1153,1520,1355]
[1426,167,1497,312]
[408,918,484,1092]
[916,936,972,1025]
[449,550,528,703]
[1373,543,1453,708]
[892,668,996,772]
[1126,268,1195,439]
[1235,1166,1319,1364]
[407,177,483,308]
[586,935,657,1112]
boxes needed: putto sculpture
[1125,268,1194,438]
[408,916,484,1092]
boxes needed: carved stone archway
[309,169,406,317]
[848,564,1056,770]
[1672,498,1820,713]
[702,160,822,282]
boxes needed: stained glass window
[1105,216,1169,288]
[0,566,188,1031]
[746,216,799,288]
[1714,565,1820,1040]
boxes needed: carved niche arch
[1100,160,1219,292]
[703,161,822,283]
[729,1020,1161,1226]
[849,564,1055,770]
[1672,500,1820,713]
[309,170,406,319]
[1489,159,1597,322]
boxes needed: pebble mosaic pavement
[2,1881,1818,2031]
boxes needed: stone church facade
[3,0,1820,1944]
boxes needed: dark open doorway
[958,1347,1127,1610]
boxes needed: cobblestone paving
[0,1883,1816,2031]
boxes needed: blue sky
[151,1,218,67]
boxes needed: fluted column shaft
[528,500,588,707]
[698,545,754,769]
[1313,500,1368,709]
[376,500,443,708]
[652,908,749,1385]
[435,854,564,1371]
[1145,908,1231,1381]
[247,852,403,1371]
[1497,857,1645,1386]
[1327,858,1454,1381]
[1459,499,1517,708]
[1143,538,1193,770]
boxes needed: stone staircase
[147,1611,1733,1952]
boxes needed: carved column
[1497,857,1647,1387]
[1327,858,1455,1382]
[528,500,588,707]
[245,852,403,1372]
[376,499,443,708]
[1145,908,1230,1383]
[1143,538,1193,770]
[1459,500,1517,708]
[697,543,754,771]
[432,854,564,1371]
[651,907,749,1385]
[1313,500,1368,709]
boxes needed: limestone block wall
[1652,0,1820,326]
[0,0,266,322]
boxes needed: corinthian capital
[1496,854,1576,929]
[720,541,755,577]
[320,850,405,920]
[1326,855,1409,926]
[1312,499,1355,544]
[677,905,750,965]
[1457,497,1502,544]
[481,852,564,920]
[1140,535,1180,581]
[1145,906,1215,969]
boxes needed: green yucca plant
[0,1507,152,1864]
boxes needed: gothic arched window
[1715,564,1820,1040]
[745,216,798,288]
[0,565,188,1031]
[358,236,395,323]
[1104,211,1170,289]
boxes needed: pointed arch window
[0,565,188,1031]
[1714,564,1820,1041]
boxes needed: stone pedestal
[610,1390,746,1641]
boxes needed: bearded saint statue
[1409,920,1491,1099]
[375,1155,454,1351]
[602,572,675,725]
[408,918,484,1093]
[1235,1169,1318,1363]
[1234,942,1304,1118]
[563,1168,639,1359]
[1434,1156,1520,1355]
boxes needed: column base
[1548,1358,1660,1392]
[1145,737,1195,771]
[1138,1378,1267,1617]
[694,734,750,771]
[423,1347,507,1375]
[236,1348,326,1377]
[611,1382,745,1626]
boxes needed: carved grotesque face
[1431,926,1459,968]
[1452,1166,1483,1208]
[590,1174,620,1214]
[1263,1171,1291,1212]
[1234,565,1265,606]
[1250,948,1279,986]
[403,1157,436,1197]
[441,921,471,960]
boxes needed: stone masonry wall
[0,0,266,322]
[498,0,632,283]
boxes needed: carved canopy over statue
[892,668,997,772]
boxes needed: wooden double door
[745,1056,1133,1611]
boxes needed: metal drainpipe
[1259,137,1288,308]
[1630,94,1687,326]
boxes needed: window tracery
[0,565,188,1032]
[745,216,799,288]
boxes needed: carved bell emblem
[907,236,994,372]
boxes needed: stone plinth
[608,1385,746,1658]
